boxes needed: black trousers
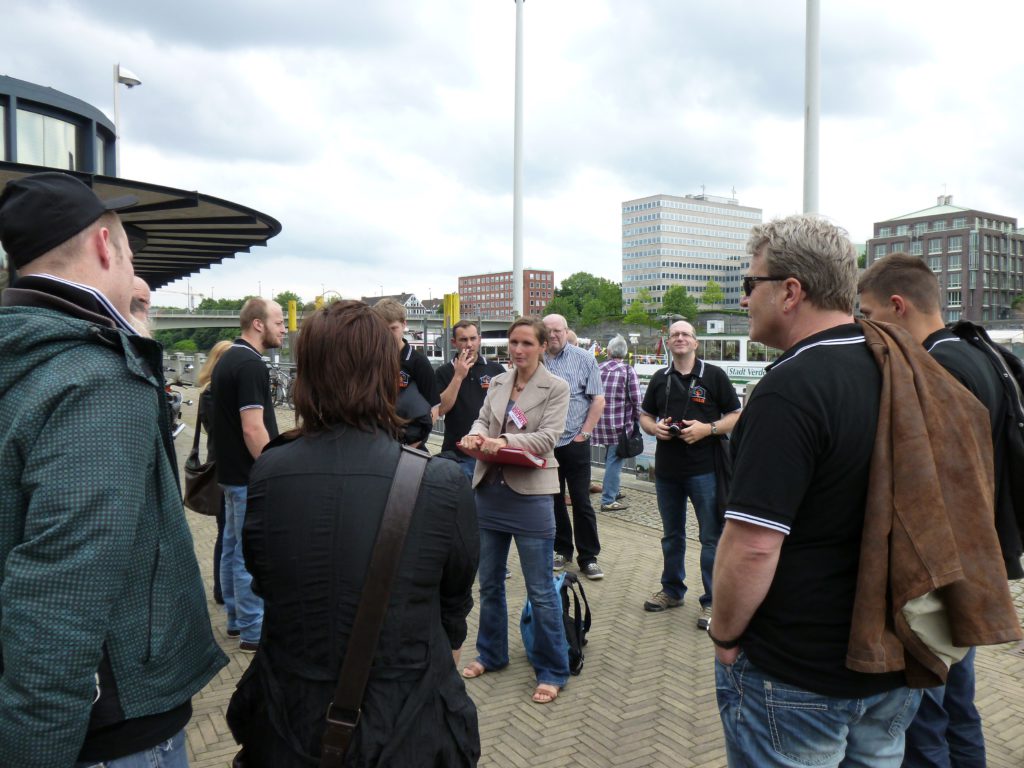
[553,439,601,566]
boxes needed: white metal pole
[803,0,820,214]
[113,63,121,175]
[512,0,525,318]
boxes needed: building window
[948,254,961,270]
[879,226,891,236]
[896,225,909,235]
[928,239,942,254]
[947,290,962,307]
[947,236,962,252]
[874,244,887,257]
[16,109,79,170]
[0,105,5,160]
[953,217,966,228]
[932,220,946,231]
[928,256,941,271]
[948,273,962,288]
[910,241,923,256]
[915,222,927,235]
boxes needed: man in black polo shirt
[639,319,740,628]
[436,320,507,481]
[710,215,920,766]
[859,253,1021,768]
[213,298,285,653]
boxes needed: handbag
[617,365,644,458]
[183,400,220,516]
[319,446,429,768]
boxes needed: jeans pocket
[763,680,845,766]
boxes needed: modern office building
[1,75,280,289]
[621,192,762,310]
[458,269,554,318]
[866,196,1024,322]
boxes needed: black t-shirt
[726,324,905,698]
[436,356,507,454]
[640,359,740,476]
[212,340,279,485]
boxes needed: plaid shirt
[592,358,642,446]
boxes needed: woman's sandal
[531,684,560,704]
[462,661,487,679]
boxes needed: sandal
[531,684,560,704]
[462,661,487,679]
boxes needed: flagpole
[803,0,820,214]
[512,0,525,318]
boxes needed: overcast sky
[5,1,1023,307]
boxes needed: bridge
[151,308,519,335]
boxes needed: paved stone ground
[175,392,1024,767]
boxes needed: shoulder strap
[319,446,429,767]
[190,399,204,454]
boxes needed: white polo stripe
[724,510,791,535]
[771,335,865,371]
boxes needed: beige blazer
[467,364,569,495]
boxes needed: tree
[580,298,607,328]
[274,291,303,308]
[623,299,650,326]
[661,285,698,320]
[701,279,725,308]
[542,296,580,327]
[171,339,198,353]
[550,271,623,325]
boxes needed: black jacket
[226,427,480,766]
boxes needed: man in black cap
[0,172,226,768]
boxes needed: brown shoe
[589,482,602,494]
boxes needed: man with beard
[212,298,286,653]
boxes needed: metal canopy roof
[0,161,282,290]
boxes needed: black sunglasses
[742,275,790,297]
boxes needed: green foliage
[700,279,725,308]
[623,299,650,326]
[172,339,198,353]
[857,253,867,269]
[662,285,698,320]
[546,272,623,326]
[196,297,246,311]
[274,291,302,308]
[542,296,580,327]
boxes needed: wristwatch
[710,421,718,435]
[707,624,740,650]
[580,431,592,440]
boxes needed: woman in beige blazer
[458,317,570,704]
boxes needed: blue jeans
[903,647,985,767]
[654,472,718,607]
[219,484,263,644]
[600,444,624,507]
[716,654,921,767]
[475,528,569,687]
[76,729,188,767]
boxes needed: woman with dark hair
[459,317,571,704]
[226,300,480,767]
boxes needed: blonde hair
[198,340,233,389]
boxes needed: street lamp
[112,63,142,175]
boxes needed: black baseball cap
[0,172,138,269]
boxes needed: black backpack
[949,320,1024,577]
[520,571,592,675]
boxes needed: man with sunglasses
[710,215,920,766]
[638,320,740,626]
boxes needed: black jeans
[553,439,601,566]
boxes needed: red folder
[461,446,547,468]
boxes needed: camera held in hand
[667,422,682,436]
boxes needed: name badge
[509,404,528,429]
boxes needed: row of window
[623,211,758,229]
[624,260,734,272]
[878,217,1017,238]
[622,224,749,240]
[624,236,744,251]
[625,248,744,262]
[622,199,760,220]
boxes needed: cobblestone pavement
[175,392,1024,767]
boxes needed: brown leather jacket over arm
[848,320,1022,688]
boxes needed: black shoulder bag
[319,446,429,767]
[616,364,644,458]
[183,396,220,516]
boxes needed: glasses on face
[669,331,695,340]
[742,275,790,297]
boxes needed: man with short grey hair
[711,214,920,766]
[543,313,606,579]
[591,334,641,512]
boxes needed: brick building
[457,269,554,318]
